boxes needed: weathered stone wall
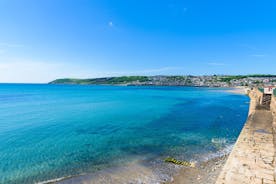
[270,93,276,182]
[248,88,263,115]
[216,88,276,184]
[271,95,276,125]
[270,94,276,126]
[271,93,276,140]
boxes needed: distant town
[49,75,276,88]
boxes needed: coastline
[36,86,248,184]
[0,85,249,184]
[168,87,249,184]
[223,86,247,95]
[37,142,236,184]
[39,152,231,184]
[169,155,228,184]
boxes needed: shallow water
[0,84,249,184]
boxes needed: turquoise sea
[0,84,249,184]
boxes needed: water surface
[0,84,249,184]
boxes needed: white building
[264,87,276,95]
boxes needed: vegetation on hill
[218,76,247,83]
[50,76,149,85]
[49,75,276,87]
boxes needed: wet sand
[42,156,228,184]
[53,158,177,184]
[169,155,228,184]
[40,154,228,184]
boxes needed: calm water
[0,84,249,184]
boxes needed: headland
[49,75,276,88]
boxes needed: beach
[52,155,229,184]
[169,155,228,184]
[224,87,247,95]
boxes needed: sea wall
[271,94,276,127]
[248,88,263,115]
[216,88,276,184]
[271,94,276,183]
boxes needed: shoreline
[169,154,229,184]
[35,86,247,184]
[38,146,233,184]
[168,87,249,184]
[223,86,247,95]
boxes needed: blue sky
[0,0,276,83]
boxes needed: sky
[0,0,276,83]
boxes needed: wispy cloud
[0,58,93,83]
[0,42,24,55]
[0,43,24,48]
[134,66,184,73]
[207,62,226,66]
[108,66,185,76]
[250,54,266,57]
[0,59,187,83]
[239,44,257,50]
[0,49,5,54]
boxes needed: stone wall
[269,93,276,183]
[216,88,276,184]
[270,95,276,117]
[248,88,263,115]
[270,94,276,145]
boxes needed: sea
[0,84,249,184]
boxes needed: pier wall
[271,94,276,183]
[216,88,276,184]
[248,88,263,115]
[271,95,276,127]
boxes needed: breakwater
[216,88,276,184]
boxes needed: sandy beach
[168,155,228,184]
[224,87,247,95]
[45,155,228,184]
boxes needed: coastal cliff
[216,89,276,184]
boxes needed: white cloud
[207,62,226,66]
[0,42,24,55]
[250,54,266,57]
[0,43,24,48]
